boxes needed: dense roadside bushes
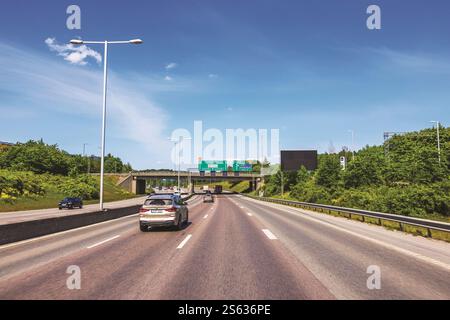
[0,170,45,200]
[261,126,450,219]
[0,170,100,202]
[56,175,99,200]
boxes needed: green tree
[0,140,71,175]
[296,166,310,185]
[0,140,133,176]
[383,128,449,184]
[264,169,282,196]
[104,154,124,173]
[344,146,384,188]
[315,154,341,190]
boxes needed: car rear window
[144,199,172,206]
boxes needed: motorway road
[0,194,449,300]
[0,196,148,225]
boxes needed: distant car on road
[139,194,188,232]
[203,193,214,203]
[58,197,83,210]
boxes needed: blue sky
[1,0,449,169]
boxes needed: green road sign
[232,160,253,172]
[198,160,227,172]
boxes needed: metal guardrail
[243,195,450,241]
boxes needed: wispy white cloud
[45,38,102,66]
[164,75,173,81]
[165,62,177,70]
[208,73,218,79]
[0,41,171,166]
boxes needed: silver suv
[139,194,189,232]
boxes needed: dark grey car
[58,197,83,210]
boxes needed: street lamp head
[70,39,84,45]
[129,39,143,44]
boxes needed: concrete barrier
[0,205,141,245]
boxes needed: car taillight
[140,208,149,213]
[165,207,176,212]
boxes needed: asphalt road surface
[0,194,449,300]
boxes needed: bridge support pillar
[131,178,146,195]
[249,178,260,192]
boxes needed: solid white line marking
[177,234,192,249]
[87,235,120,249]
[204,214,209,219]
[247,212,253,216]
[262,229,278,240]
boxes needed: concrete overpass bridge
[103,171,262,194]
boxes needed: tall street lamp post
[70,39,143,211]
[169,137,192,193]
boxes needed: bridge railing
[91,171,262,178]
[131,171,261,178]
[242,194,450,242]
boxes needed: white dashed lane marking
[177,234,193,249]
[262,229,278,240]
[87,235,120,249]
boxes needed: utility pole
[348,130,355,161]
[82,143,87,157]
[430,121,441,164]
[280,170,284,196]
[83,143,90,174]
